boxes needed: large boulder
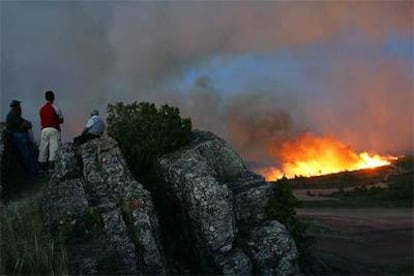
[156,130,299,275]
[42,136,167,275]
[42,130,299,275]
[246,221,299,275]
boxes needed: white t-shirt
[52,104,63,120]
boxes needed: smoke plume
[1,1,412,169]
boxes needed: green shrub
[331,173,413,206]
[266,177,314,273]
[383,173,413,205]
[107,102,192,175]
[266,177,302,221]
[0,197,68,275]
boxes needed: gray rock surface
[101,209,138,274]
[157,130,299,275]
[246,221,299,275]
[229,174,273,226]
[42,130,299,275]
[42,136,166,275]
[215,248,253,275]
[42,143,88,230]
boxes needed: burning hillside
[258,132,396,181]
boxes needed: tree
[107,102,192,176]
[266,177,314,273]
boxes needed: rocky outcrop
[156,130,299,275]
[42,136,167,275]
[246,221,298,275]
[42,131,299,275]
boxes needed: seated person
[73,109,105,145]
[5,100,38,175]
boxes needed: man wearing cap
[6,100,38,175]
[38,90,64,173]
[73,109,105,146]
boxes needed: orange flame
[259,133,396,181]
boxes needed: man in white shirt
[73,109,105,146]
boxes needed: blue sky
[175,32,412,97]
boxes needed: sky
[1,1,413,168]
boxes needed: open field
[293,182,389,201]
[299,208,413,275]
[289,157,414,274]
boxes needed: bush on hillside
[331,173,413,207]
[107,102,192,176]
[266,177,302,222]
[266,177,314,273]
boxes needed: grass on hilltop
[0,196,69,275]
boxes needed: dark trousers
[10,132,38,175]
[73,133,100,146]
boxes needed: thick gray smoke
[1,2,115,136]
[1,1,412,169]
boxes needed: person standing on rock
[5,100,38,175]
[38,90,64,173]
[73,109,105,146]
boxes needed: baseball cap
[9,100,22,107]
[90,109,99,116]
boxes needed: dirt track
[298,208,413,274]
